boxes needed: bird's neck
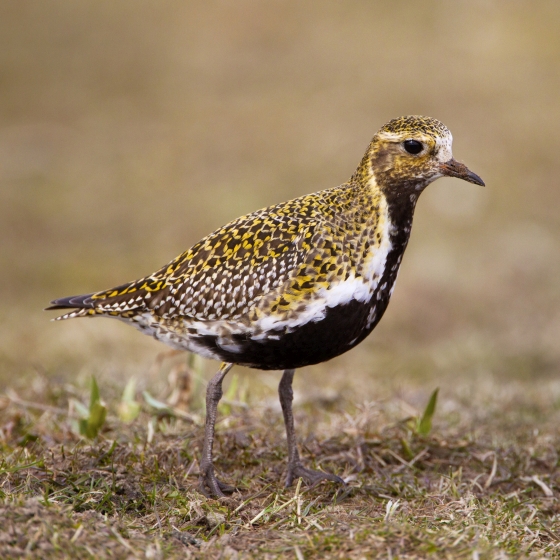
[350,150,424,229]
[369,169,428,247]
[350,176,419,245]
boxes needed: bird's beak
[439,159,485,186]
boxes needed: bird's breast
[144,192,413,370]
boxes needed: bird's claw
[285,461,345,488]
[199,464,236,498]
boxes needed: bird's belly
[191,297,386,370]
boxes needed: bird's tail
[45,293,98,320]
[46,276,156,320]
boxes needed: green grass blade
[89,376,101,411]
[78,376,107,438]
[417,388,439,436]
[143,390,172,412]
[118,378,140,423]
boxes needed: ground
[1,347,559,559]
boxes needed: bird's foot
[285,461,345,489]
[198,464,236,498]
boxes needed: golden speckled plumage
[93,184,384,321]
[379,115,451,138]
[48,115,483,371]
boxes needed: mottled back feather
[50,183,380,324]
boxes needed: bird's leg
[199,362,236,497]
[278,369,344,488]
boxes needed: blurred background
[1,1,560,410]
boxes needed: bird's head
[356,115,484,196]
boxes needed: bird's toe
[198,465,237,498]
[286,462,345,489]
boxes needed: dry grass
[2,356,560,559]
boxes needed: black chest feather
[197,248,403,370]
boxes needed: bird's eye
[403,140,424,155]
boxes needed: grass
[1,352,560,559]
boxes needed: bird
[47,115,484,498]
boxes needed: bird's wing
[56,194,339,321]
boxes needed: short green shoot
[416,387,439,436]
[72,376,107,439]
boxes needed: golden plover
[48,115,484,497]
